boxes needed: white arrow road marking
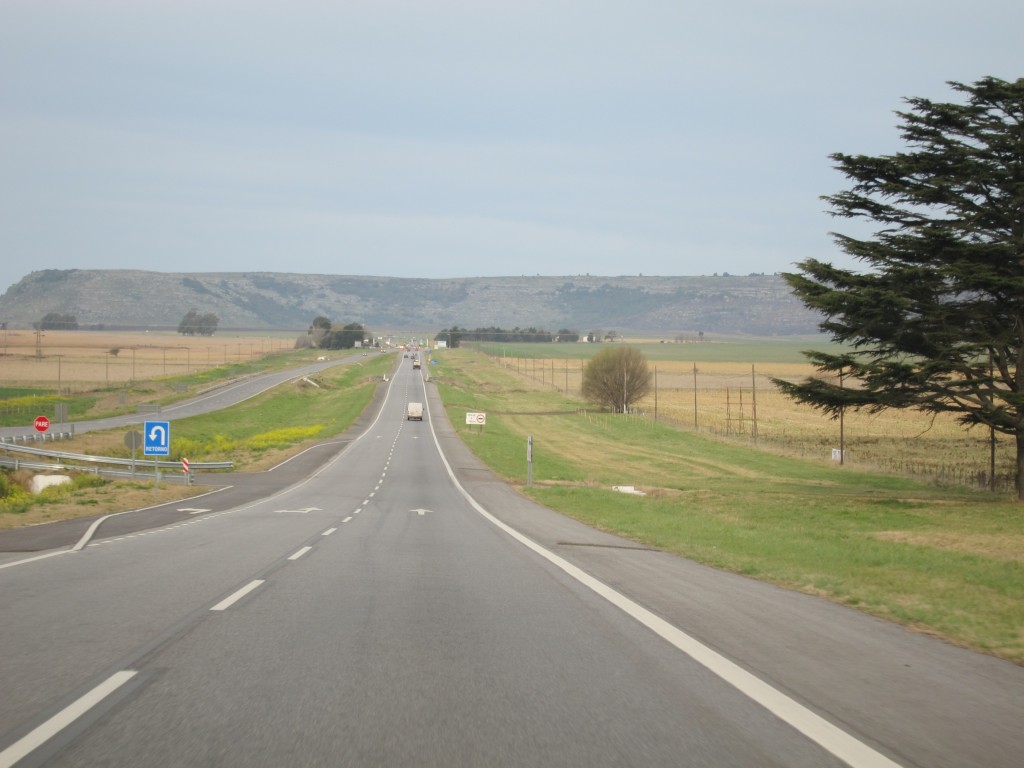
[410,508,432,516]
[274,507,322,514]
[178,508,211,515]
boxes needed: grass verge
[432,348,1024,664]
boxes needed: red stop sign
[34,415,50,432]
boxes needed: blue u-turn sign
[143,420,171,456]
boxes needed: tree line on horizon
[300,316,372,350]
[435,326,593,346]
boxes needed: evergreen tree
[321,322,368,349]
[436,327,464,348]
[774,77,1024,497]
[37,312,78,330]
[178,309,219,336]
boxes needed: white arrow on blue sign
[143,420,171,456]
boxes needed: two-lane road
[1,358,1022,766]
[0,353,370,442]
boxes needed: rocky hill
[0,270,821,335]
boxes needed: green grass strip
[432,348,1024,664]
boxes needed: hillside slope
[0,270,820,335]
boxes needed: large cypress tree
[775,76,1024,497]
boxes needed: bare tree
[582,347,652,413]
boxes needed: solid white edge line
[0,670,138,768]
[0,551,69,571]
[210,579,265,611]
[70,485,232,552]
[423,397,904,768]
[288,546,313,561]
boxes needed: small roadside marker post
[527,435,533,487]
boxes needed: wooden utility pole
[692,363,698,428]
[751,365,758,441]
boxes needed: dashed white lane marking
[288,546,313,561]
[342,517,353,523]
[0,670,139,768]
[210,580,265,611]
[322,527,338,536]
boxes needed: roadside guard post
[182,457,191,485]
[527,435,533,487]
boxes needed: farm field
[0,328,295,388]
[431,346,1024,663]
[0,329,317,427]
[470,339,1017,492]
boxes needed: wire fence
[483,351,1018,495]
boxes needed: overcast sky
[1,1,1022,295]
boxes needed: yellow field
[0,329,294,390]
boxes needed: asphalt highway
[1,357,1022,766]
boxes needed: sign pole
[143,420,170,493]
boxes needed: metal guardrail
[0,442,232,471]
[1,432,75,444]
[0,456,195,483]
